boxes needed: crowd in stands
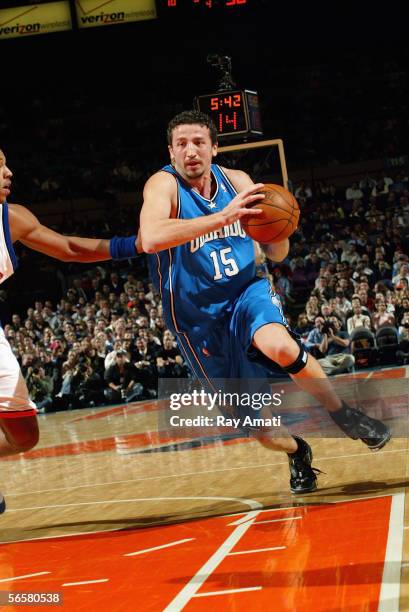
[3,269,189,413]
[267,169,409,374]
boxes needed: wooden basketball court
[0,367,408,611]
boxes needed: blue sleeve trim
[2,202,18,271]
[109,235,137,260]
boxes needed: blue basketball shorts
[175,278,291,381]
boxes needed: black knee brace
[282,339,309,374]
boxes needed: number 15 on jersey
[210,247,239,280]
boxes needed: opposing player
[0,149,138,514]
[140,110,390,494]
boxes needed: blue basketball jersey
[148,164,256,337]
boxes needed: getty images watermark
[168,388,283,429]
[159,377,405,438]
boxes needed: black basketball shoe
[329,402,391,451]
[0,494,5,515]
[288,436,321,494]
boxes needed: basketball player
[140,110,390,494]
[0,149,138,514]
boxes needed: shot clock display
[195,90,263,138]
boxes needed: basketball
[241,183,300,243]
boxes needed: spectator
[124,273,138,293]
[133,337,156,364]
[156,337,188,379]
[316,316,355,376]
[341,243,360,266]
[293,313,313,340]
[352,256,374,283]
[398,312,409,342]
[372,300,396,331]
[320,302,333,320]
[392,254,409,278]
[272,267,293,305]
[11,313,22,331]
[345,182,364,201]
[133,339,158,399]
[109,271,124,295]
[371,179,389,198]
[305,295,320,322]
[295,180,312,204]
[395,296,409,323]
[70,361,105,409]
[359,175,377,194]
[304,316,327,359]
[26,366,54,413]
[347,304,372,335]
[104,349,144,404]
[392,263,409,287]
[357,288,375,312]
[104,339,124,370]
[373,260,392,283]
[333,290,351,320]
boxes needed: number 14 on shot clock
[195,90,263,138]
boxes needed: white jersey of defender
[0,203,36,414]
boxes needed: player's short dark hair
[167,110,218,145]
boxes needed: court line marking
[2,489,403,524]
[0,572,50,583]
[3,495,262,514]
[0,526,127,545]
[165,493,401,610]
[193,586,262,597]
[0,496,262,544]
[163,511,261,611]
[228,546,286,555]
[227,495,399,525]
[124,538,194,556]
[62,579,109,587]
[1,492,403,544]
[256,516,302,525]
[3,461,279,496]
[5,447,406,498]
[327,492,406,505]
[0,508,303,544]
[378,492,404,612]
[229,511,302,526]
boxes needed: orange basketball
[241,183,300,243]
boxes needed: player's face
[0,150,12,204]
[169,124,217,181]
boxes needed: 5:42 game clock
[195,90,263,138]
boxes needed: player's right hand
[220,183,265,226]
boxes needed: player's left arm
[223,167,289,263]
[260,239,289,262]
[9,204,140,262]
